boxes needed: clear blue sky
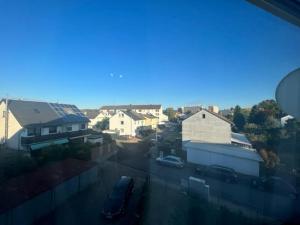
[0,0,300,109]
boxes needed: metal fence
[0,166,98,225]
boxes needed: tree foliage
[164,107,176,120]
[94,118,109,130]
[233,105,246,132]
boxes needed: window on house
[156,109,159,112]
[202,114,206,119]
[120,128,124,133]
[27,128,35,136]
[27,128,41,136]
[2,111,5,118]
[49,126,57,134]
[80,124,86,129]
[66,126,72,132]
[121,121,124,125]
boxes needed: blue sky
[0,0,300,109]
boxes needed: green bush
[31,142,93,164]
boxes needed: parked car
[252,176,298,198]
[156,155,184,168]
[102,176,134,219]
[196,165,238,183]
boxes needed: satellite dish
[276,68,300,119]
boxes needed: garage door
[187,148,259,176]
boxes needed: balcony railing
[21,129,91,145]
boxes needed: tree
[164,108,176,121]
[94,118,109,130]
[233,105,246,131]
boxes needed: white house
[82,109,113,128]
[109,110,146,136]
[280,115,294,127]
[0,99,90,151]
[182,109,262,177]
[100,104,168,124]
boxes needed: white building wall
[187,147,260,176]
[182,110,231,144]
[109,112,143,136]
[0,101,25,150]
[102,106,167,124]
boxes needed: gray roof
[122,110,145,121]
[81,109,99,119]
[100,104,161,110]
[144,114,158,119]
[184,109,233,125]
[231,132,252,146]
[5,99,89,127]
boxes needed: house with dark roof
[0,99,90,150]
[100,104,168,124]
[81,109,114,128]
[182,109,262,176]
[109,110,148,136]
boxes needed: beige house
[143,114,159,129]
[109,110,146,136]
[100,104,168,124]
[0,99,90,151]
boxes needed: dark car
[102,176,134,219]
[196,165,238,183]
[253,176,298,199]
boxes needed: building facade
[182,109,232,144]
[82,109,113,128]
[208,105,220,114]
[0,99,90,151]
[109,110,146,136]
[100,104,168,124]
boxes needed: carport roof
[183,141,262,162]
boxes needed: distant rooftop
[81,109,99,119]
[122,110,145,121]
[100,104,161,110]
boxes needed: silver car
[156,155,184,168]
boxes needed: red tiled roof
[0,159,97,214]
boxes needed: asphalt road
[109,140,299,222]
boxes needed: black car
[253,176,298,199]
[102,176,134,219]
[196,165,238,183]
